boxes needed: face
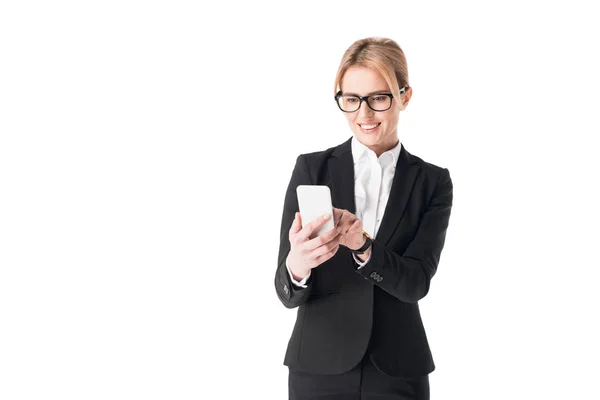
[339,66,412,156]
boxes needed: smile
[358,122,381,132]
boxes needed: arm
[274,154,314,308]
[286,260,311,288]
[354,168,453,303]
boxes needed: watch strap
[350,231,372,254]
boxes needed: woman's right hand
[287,212,341,281]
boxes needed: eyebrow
[342,90,391,96]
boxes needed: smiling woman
[333,38,412,157]
[274,37,453,400]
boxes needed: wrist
[291,267,310,281]
[349,231,372,254]
[355,247,372,262]
[356,235,367,249]
[287,258,310,281]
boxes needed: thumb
[289,212,302,235]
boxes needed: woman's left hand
[332,207,366,251]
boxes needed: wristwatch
[350,231,372,254]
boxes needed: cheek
[382,112,400,130]
[344,114,356,126]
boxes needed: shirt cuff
[352,251,372,269]
[286,259,311,288]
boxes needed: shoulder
[406,149,449,175]
[296,137,351,166]
[405,148,452,194]
[300,145,338,164]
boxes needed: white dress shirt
[287,136,402,288]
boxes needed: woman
[274,37,453,400]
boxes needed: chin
[357,132,381,144]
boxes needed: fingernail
[323,214,330,220]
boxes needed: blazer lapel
[375,144,420,245]
[328,138,355,214]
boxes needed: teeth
[360,123,379,129]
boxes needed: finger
[337,210,352,234]
[314,242,340,265]
[347,212,360,232]
[289,212,302,238]
[297,213,332,242]
[304,227,341,251]
[350,219,363,233]
[309,233,340,258]
[332,208,344,225]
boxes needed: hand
[333,207,367,251]
[287,212,341,280]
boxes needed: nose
[358,99,375,117]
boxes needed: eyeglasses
[334,87,407,113]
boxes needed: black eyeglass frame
[334,87,408,113]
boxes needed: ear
[398,87,413,110]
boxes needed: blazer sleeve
[274,154,314,308]
[354,168,453,303]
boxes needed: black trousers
[288,352,430,400]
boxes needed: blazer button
[370,271,383,283]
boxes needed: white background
[1,1,599,399]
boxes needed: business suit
[274,137,453,396]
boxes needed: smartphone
[296,185,335,239]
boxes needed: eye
[345,97,358,103]
[372,96,387,102]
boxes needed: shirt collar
[351,135,402,166]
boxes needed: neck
[367,137,399,158]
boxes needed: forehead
[340,66,390,94]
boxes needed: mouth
[358,122,381,134]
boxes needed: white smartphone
[296,185,335,239]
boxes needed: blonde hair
[334,37,410,99]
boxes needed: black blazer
[274,137,453,378]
